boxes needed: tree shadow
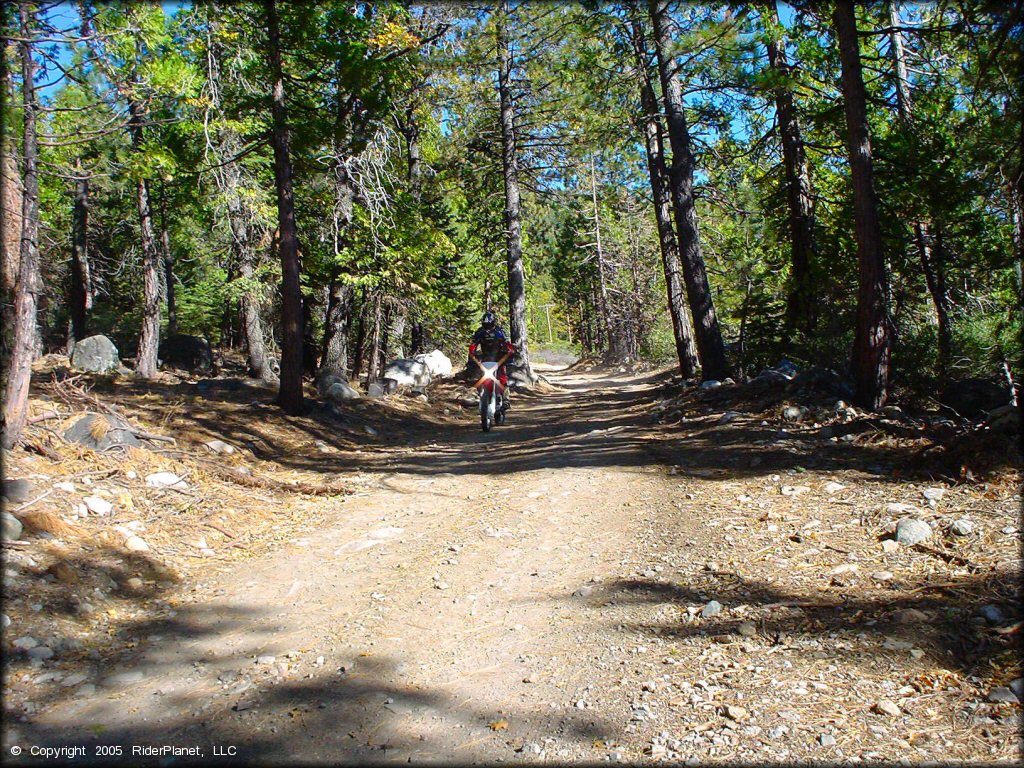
[573,569,1021,681]
[7,544,612,765]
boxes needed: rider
[469,311,517,411]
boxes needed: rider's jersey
[470,326,515,363]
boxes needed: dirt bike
[472,352,510,432]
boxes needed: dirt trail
[9,366,1021,764]
[14,367,677,763]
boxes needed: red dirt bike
[471,351,510,432]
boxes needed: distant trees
[0,1,1020,447]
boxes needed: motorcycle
[472,352,510,432]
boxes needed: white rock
[921,487,945,502]
[881,539,899,553]
[326,381,361,402]
[2,512,23,542]
[84,496,113,516]
[0,614,9,629]
[54,482,76,492]
[383,358,431,389]
[874,699,901,717]
[870,571,894,582]
[205,440,236,455]
[257,655,276,665]
[416,349,453,378]
[62,673,88,687]
[830,563,859,576]
[145,472,188,490]
[13,636,39,650]
[702,600,723,618]
[124,535,150,552]
[780,485,810,497]
[895,518,932,546]
[823,481,846,494]
[950,518,974,536]
[885,502,919,515]
[718,411,741,425]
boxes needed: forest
[1,0,1022,444]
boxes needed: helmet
[481,311,496,329]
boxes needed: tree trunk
[628,12,699,377]
[834,0,893,409]
[129,100,161,379]
[69,168,91,346]
[319,279,352,378]
[159,182,177,337]
[1,152,22,346]
[301,292,318,376]
[266,0,304,414]
[923,225,952,375]
[590,157,616,359]
[410,322,424,355]
[497,0,536,384]
[2,2,41,449]
[403,102,422,203]
[388,305,406,359]
[648,0,730,381]
[351,289,368,383]
[765,4,817,340]
[365,290,383,385]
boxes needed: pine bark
[69,169,91,345]
[834,0,893,409]
[128,85,161,379]
[365,290,383,385]
[266,0,304,414]
[159,183,177,337]
[628,12,698,378]
[496,0,536,384]
[590,157,616,359]
[319,279,352,377]
[765,5,817,340]
[2,2,42,449]
[648,0,730,380]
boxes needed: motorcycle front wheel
[480,389,493,432]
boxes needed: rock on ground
[158,334,216,374]
[895,517,932,545]
[70,335,120,373]
[64,413,141,451]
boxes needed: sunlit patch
[473,359,505,394]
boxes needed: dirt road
[8,366,1021,764]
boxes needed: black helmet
[481,311,496,329]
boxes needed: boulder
[315,371,347,397]
[64,413,141,451]
[416,349,453,379]
[159,334,216,374]
[383,358,431,389]
[1,478,35,504]
[2,511,23,541]
[366,381,385,398]
[895,517,932,546]
[786,367,854,400]
[940,378,1011,418]
[985,404,1021,433]
[326,381,361,402]
[71,335,120,373]
[773,359,800,378]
